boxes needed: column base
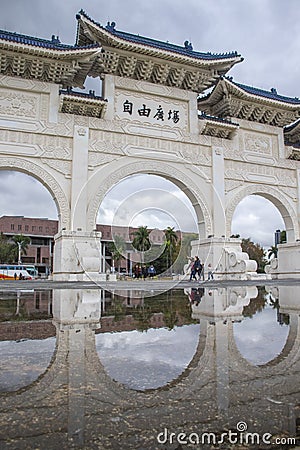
[52,230,104,282]
[190,237,258,280]
[278,242,300,278]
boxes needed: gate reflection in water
[0,285,299,449]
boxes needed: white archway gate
[0,12,300,280]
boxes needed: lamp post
[17,241,23,265]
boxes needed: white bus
[0,265,34,280]
[22,265,39,278]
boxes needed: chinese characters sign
[116,92,187,129]
[123,100,180,123]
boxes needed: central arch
[87,160,213,239]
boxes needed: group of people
[188,287,205,305]
[133,264,156,279]
[189,256,214,281]
[14,272,24,280]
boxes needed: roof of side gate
[198,77,300,126]
[0,28,102,87]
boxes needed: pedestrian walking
[207,264,214,280]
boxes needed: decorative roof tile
[227,77,300,105]
[59,88,106,101]
[0,29,99,51]
[59,89,107,118]
[199,112,239,126]
[77,9,241,61]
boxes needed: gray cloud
[231,196,284,248]
[0,172,58,220]
[0,0,296,247]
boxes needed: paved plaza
[0,277,300,291]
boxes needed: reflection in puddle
[0,285,299,449]
[0,337,56,391]
[96,324,200,390]
[234,303,289,365]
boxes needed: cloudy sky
[1,0,298,247]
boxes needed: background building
[0,216,184,276]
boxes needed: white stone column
[212,146,226,238]
[52,289,101,446]
[52,125,107,281]
[190,146,228,273]
[71,125,89,231]
[297,169,300,239]
[215,321,230,413]
[102,74,115,121]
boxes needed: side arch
[0,157,70,229]
[87,160,213,239]
[226,184,299,241]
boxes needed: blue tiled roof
[227,77,300,105]
[77,9,241,61]
[0,29,99,51]
[199,112,239,126]
[59,88,106,101]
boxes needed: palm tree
[108,235,126,273]
[12,234,30,263]
[0,233,15,263]
[268,245,278,259]
[132,226,151,264]
[164,227,178,275]
[132,304,153,332]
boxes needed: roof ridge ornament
[184,40,193,51]
[106,21,116,32]
[51,35,60,44]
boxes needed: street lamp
[17,241,23,265]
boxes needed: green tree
[0,233,15,263]
[267,245,278,259]
[241,238,267,273]
[132,304,153,332]
[242,288,267,318]
[108,234,126,272]
[132,226,151,264]
[164,227,178,275]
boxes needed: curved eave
[59,92,107,105]
[199,78,300,110]
[77,14,242,70]
[284,118,300,133]
[228,80,300,109]
[0,38,101,60]
[199,115,239,129]
[284,119,300,146]
[199,114,238,139]
[59,92,107,118]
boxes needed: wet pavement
[0,276,300,291]
[0,283,300,449]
